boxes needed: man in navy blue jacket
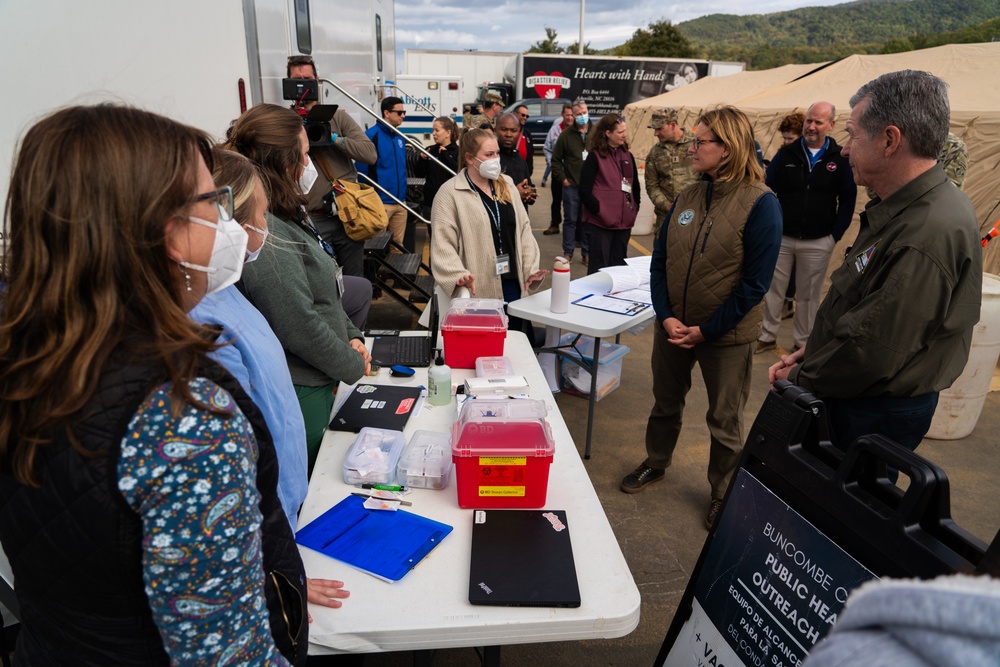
[357,97,408,248]
[757,101,856,354]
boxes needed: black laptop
[468,509,581,608]
[369,294,439,367]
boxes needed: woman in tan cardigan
[431,129,546,309]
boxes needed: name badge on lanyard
[495,253,510,275]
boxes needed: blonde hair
[696,106,764,185]
[458,129,512,204]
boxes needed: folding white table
[507,287,656,458]
[301,331,640,659]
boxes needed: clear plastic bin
[559,334,630,402]
[397,430,452,489]
[475,356,514,378]
[342,427,407,485]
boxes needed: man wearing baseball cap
[644,109,697,239]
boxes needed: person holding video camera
[288,55,377,277]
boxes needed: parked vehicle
[503,98,572,149]
[404,49,516,108]
[504,54,745,118]
[388,74,464,143]
[0,0,397,249]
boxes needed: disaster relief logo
[526,71,571,99]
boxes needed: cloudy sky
[394,0,853,55]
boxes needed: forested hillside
[678,0,1000,68]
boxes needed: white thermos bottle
[550,256,571,313]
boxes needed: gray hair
[849,70,949,160]
[572,98,588,110]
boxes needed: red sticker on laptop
[396,398,415,414]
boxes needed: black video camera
[282,78,339,147]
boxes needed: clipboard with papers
[296,495,453,582]
[571,293,651,316]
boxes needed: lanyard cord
[465,171,504,255]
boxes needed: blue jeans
[561,185,588,257]
[825,393,939,453]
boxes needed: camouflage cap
[648,109,680,128]
[483,93,503,107]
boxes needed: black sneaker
[705,498,724,530]
[620,463,665,494]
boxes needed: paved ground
[327,155,1000,666]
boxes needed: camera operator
[288,55,376,277]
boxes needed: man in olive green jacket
[551,99,592,263]
[770,70,982,455]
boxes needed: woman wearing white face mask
[224,104,371,473]
[431,128,546,308]
[0,104,308,665]
[188,148,350,614]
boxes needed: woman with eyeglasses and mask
[431,129,547,327]
[620,106,782,533]
[224,104,370,474]
[0,104,307,665]
[188,147,350,613]
[578,113,640,275]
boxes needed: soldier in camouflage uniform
[469,93,503,132]
[866,132,968,198]
[644,109,698,238]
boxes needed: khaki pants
[644,321,754,499]
[760,234,836,349]
[383,203,408,251]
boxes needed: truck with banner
[505,53,744,117]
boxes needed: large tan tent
[625,42,1000,271]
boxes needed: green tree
[563,41,600,55]
[617,20,697,58]
[529,27,563,54]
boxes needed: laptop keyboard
[394,336,429,366]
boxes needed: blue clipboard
[296,495,453,582]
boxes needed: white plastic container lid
[558,332,630,366]
[475,356,515,377]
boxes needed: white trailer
[403,49,517,106]
[0,0,395,252]
[387,74,464,143]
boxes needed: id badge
[581,150,589,161]
[336,265,345,296]
[495,253,510,275]
[621,178,632,194]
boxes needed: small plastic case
[343,427,407,485]
[475,356,515,378]
[397,430,452,489]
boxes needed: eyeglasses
[192,186,235,221]
[691,138,724,150]
[388,109,406,116]
[517,113,529,119]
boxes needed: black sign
[519,56,709,117]
[662,469,877,667]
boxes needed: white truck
[0,0,397,251]
[403,49,519,107]
[386,74,464,142]
[505,53,745,118]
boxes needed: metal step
[384,252,420,279]
[364,229,392,253]
[409,274,434,304]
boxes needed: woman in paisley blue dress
[0,105,307,665]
